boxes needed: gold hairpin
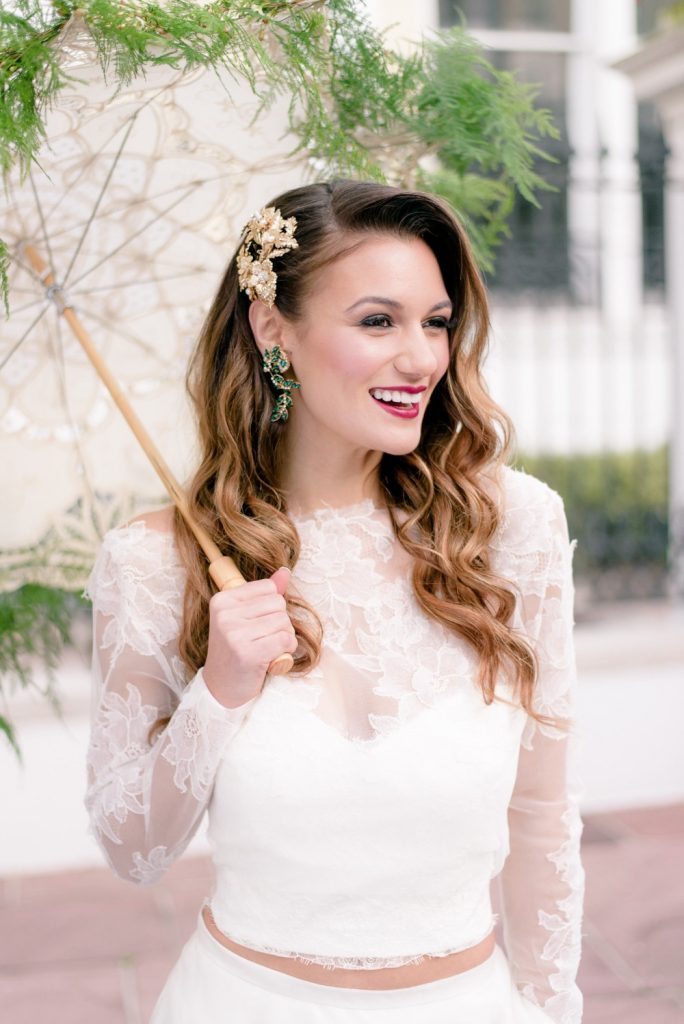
[236,206,298,307]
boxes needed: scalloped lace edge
[203,904,500,970]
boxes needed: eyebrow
[344,296,453,315]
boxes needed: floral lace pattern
[86,681,161,844]
[83,468,584,1021]
[278,498,487,745]
[84,524,257,876]
[130,845,176,885]
[489,469,585,1022]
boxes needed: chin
[379,437,422,457]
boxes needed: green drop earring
[262,345,301,423]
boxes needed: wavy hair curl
[162,179,566,738]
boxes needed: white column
[595,0,643,324]
[594,0,643,454]
[566,0,601,304]
[663,111,684,596]
[612,25,684,597]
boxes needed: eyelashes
[360,315,457,330]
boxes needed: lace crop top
[84,466,585,1024]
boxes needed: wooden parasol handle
[23,244,294,676]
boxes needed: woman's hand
[202,566,297,708]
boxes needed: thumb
[270,565,291,595]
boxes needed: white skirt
[149,910,556,1023]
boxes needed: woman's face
[287,233,452,451]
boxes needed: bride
[84,178,585,1023]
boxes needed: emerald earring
[262,345,301,422]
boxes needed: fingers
[222,578,279,601]
[252,629,298,660]
[240,611,295,641]
[271,566,291,595]
[213,591,287,619]
[212,570,293,615]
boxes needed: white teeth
[370,389,420,405]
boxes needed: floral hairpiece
[236,205,299,307]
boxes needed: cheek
[316,336,381,385]
[303,330,451,390]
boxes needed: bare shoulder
[123,506,177,534]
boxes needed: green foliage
[0,492,150,592]
[288,0,411,182]
[412,28,559,271]
[0,583,90,758]
[663,3,684,28]
[0,1,385,189]
[0,236,8,315]
[514,447,669,577]
[0,491,157,758]
[302,18,560,270]
[0,1,65,178]
[0,2,562,305]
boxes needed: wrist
[201,666,257,709]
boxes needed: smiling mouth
[369,395,422,417]
[368,389,422,410]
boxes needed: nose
[393,322,443,379]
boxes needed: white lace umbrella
[0,18,305,619]
[0,19,313,674]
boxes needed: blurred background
[1,1,683,1022]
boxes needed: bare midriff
[201,905,496,990]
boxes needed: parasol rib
[66,186,196,293]
[0,299,51,371]
[21,243,293,678]
[62,114,138,287]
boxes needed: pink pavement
[1,802,683,1024]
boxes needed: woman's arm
[83,521,256,884]
[495,485,586,1024]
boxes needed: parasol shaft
[22,244,293,676]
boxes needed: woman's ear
[248,299,291,360]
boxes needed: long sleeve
[494,483,586,1024]
[83,521,257,885]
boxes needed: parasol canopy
[0,14,309,591]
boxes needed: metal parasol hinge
[45,282,71,314]
[15,242,72,313]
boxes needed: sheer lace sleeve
[494,477,586,1024]
[83,521,257,885]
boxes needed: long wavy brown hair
[161,179,567,739]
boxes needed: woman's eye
[360,315,452,330]
[361,315,393,328]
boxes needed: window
[455,50,571,295]
[637,0,679,35]
[639,102,667,292]
[438,0,570,32]
[436,0,666,297]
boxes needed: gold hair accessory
[236,206,298,307]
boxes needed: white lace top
[84,466,585,1023]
